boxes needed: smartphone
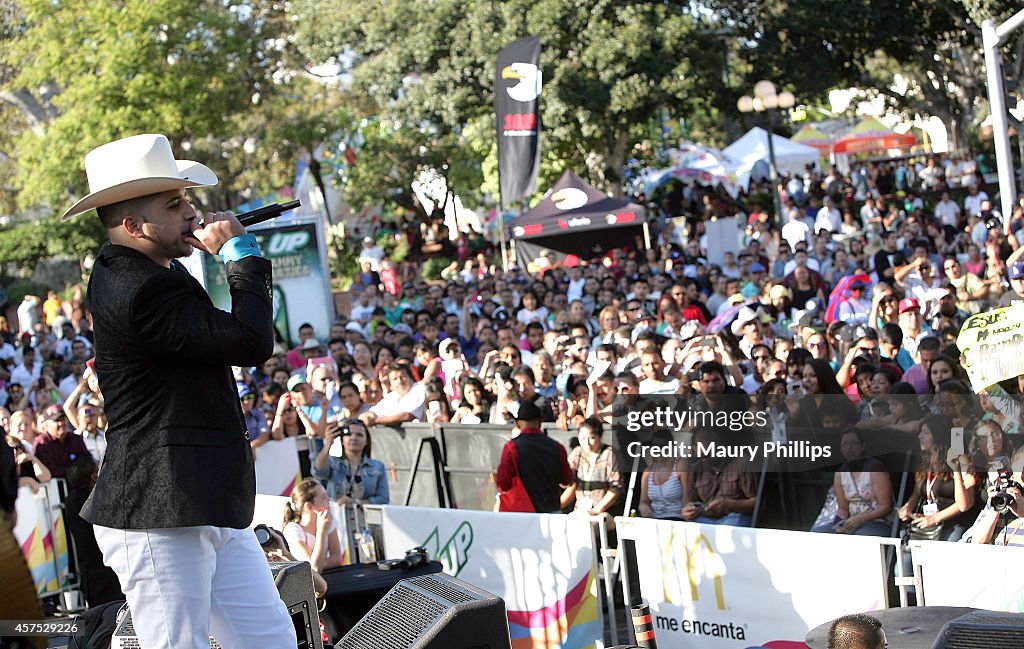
[951,427,965,457]
[428,401,441,416]
[308,356,334,369]
[588,359,612,384]
[699,338,716,348]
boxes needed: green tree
[0,0,336,275]
[291,0,733,206]
[712,0,1023,151]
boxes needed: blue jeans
[694,513,752,527]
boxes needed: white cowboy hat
[730,306,771,336]
[61,134,218,220]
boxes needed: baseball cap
[300,338,322,351]
[769,285,789,301]
[237,383,253,398]
[749,262,766,274]
[898,298,920,314]
[286,374,307,392]
[1010,262,1024,280]
[43,405,63,420]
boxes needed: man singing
[62,134,295,648]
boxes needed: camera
[990,469,1022,514]
[983,211,1002,231]
[837,323,870,345]
[377,546,429,571]
[253,523,273,547]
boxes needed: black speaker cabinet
[932,611,1024,648]
[270,561,324,649]
[339,573,511,649]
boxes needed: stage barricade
[615,516,902,649]
[437,423,516,510]
[378,505,602,649]
[910,540,1024,609]
[13,481,72,596]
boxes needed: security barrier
[616,517,903,649]
[378,505,602,649]
[909,540,1024,610]
[13,481,73,597]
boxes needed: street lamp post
[737,81,795,224]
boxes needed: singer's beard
[138,222,196,261]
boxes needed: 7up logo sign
[265,230,310,256]
[422,521,473,576]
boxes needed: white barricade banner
[13,483,70,594]
[911,541,1024,610]
[381,506,600,649]
[617,518,889,648]
[254,437,301,496]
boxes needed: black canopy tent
[510,170,648,268]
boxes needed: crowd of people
[3,156,1024,613]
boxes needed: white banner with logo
[911,541,1024,610]
[956,305,1024,391]
[617,517,890,648]
[254,437,302,497]
[380,506,600,649]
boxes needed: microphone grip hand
[190,211,245,255]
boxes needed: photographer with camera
[313,418,389,507]
[961,423,1023,544]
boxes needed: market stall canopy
[640,142,742,198]
[723,126,821,190]
[832,116,917,155]
[791,124,833,155]
[511,170,647,265]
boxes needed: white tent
[723,126,821,191]
[638,142,743,198]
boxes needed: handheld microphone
[236,200,301,227]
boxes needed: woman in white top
[638,447,687,521]
[812,429,893,536]
[282,478,342,574]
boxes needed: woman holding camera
[282,478,342,574]
[312,419,389,506]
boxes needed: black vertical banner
[496,36,542,208]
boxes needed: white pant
[94,525,297,649]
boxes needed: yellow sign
[662,530,726,610]
[956,305,1024,392]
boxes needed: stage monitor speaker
[338,573,511,649]
[109,562,320,649]
[931,610,1024,648]
[270,561,324,649]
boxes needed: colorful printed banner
[254,437,302,497]
[956,305,1024,391]
[616,517,890,648]
[13,483,70,595]
[201,217,334,347]
[381,506,600,649]
[911,540,1024,611]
